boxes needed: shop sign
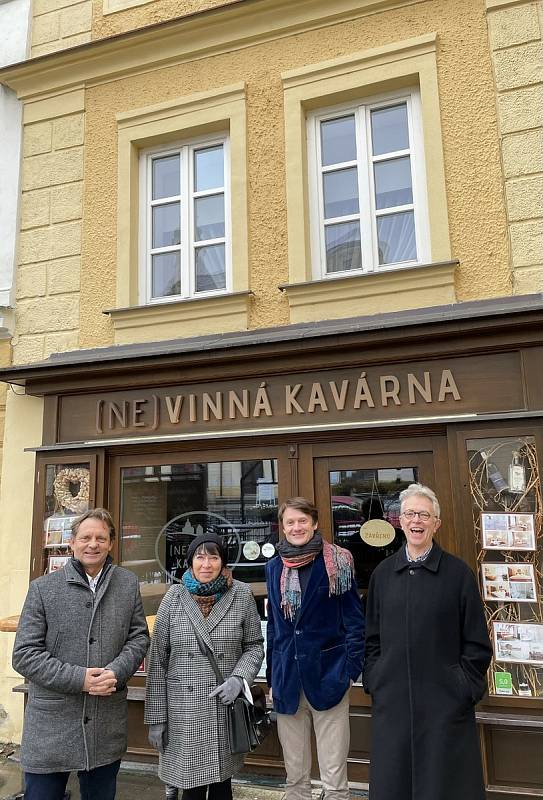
[56,352,525,443]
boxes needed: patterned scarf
[182,567,232,617]
[276,532,354,620]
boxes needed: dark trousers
[24,759,121,800]
[180,778,232,800]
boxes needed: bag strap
[185,611,225,684]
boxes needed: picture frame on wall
[481,513,536,551]
[48,555,70,573]
[481,562,537,603]
[493,621,543,666]
[44,515,76,548]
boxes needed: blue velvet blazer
[265,552,365,714]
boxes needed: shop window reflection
[329,467,416,592]
[119,459,278,618]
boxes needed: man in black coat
[363,483,492,800]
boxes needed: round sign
[359,519,396,547]
[261,542,276,559]
[243,541,261,561]
[154,511,242,583]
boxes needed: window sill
[279,260,458,324]
[104,291,253,345]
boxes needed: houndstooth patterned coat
[144,580,264,789]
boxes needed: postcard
[481,562,537,603]
[481,513,536,551]
[493,621,543,666]
[48,555,70,573]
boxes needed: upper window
[308,91,429,279]
[139,135,230,303]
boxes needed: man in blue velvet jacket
[265,497,365,800]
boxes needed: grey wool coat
[12,559,149,773]
[144,580,264,790]
[363,543,493,800]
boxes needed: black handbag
[188,619,272,755]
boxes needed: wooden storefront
[4,295,543,799]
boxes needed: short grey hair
[399,483,440,518]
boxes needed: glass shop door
[314,451,437,596]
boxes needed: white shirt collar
[86,568,103,593]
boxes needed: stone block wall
[14,94,83,364]
[31,0,92,57]
[487,0,543,294]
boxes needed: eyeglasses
[401,510,434,521]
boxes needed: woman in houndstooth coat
[145,533,264,800]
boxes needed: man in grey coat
[13,508,149,800]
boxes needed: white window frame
[307,88,430,280]
[139,132,232,305]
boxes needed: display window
[466,435,543,700]
[33,454,99,578]
[118,458,279,616]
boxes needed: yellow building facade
[1,0,542,793]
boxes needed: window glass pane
[374,156,413,210]
[371,103,409,156]
[152,154,180,200]
[325,221,361,273]
[152,251,180,297]
[119,460,278,622]
[466,436,542,698]
[152,202,180,248]
[195,243,226,292]
[42,462,92,576]
[330,467,415,591]
[195,194,225,241]
[377,211,416,265]
[194,145,224,192]
[323,168,359,219]
[321,116,357,166]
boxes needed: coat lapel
[178,585,214,651]
[205,582,237,633]
[295,555,325,625]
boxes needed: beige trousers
[276,689,351,800]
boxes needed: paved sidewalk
[0,747,368,799]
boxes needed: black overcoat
[363,543,492,800]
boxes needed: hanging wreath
[53,467,90,514]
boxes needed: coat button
[294,655,298,660]
[295,630,301,635]
[84,716,90,724]
[86,601,92,608]
[217,654,224,660]
[409,569,415,575]
[187,686,193,692]
[89,637,96,644]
